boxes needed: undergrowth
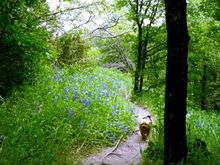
[0,66,135,164]
[136,90,220,165]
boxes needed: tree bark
[164,0,190,164]
[134,24,143,95]
[139,33,148,92]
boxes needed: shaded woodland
[0,0,219,164]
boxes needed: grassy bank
[0,66,135,164]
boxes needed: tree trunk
[164,0,190,164]
[201,64,207,110]
[139,34,148,92]
[134,25,143,95]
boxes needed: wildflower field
[0,67,135,164]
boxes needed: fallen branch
[101,135,124,164]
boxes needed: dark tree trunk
[134,25,143,95]
[139,34,148,92]
[201,65,207,110]
[164,0,190,164]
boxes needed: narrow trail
[82,106,152,165]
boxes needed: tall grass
[0,66,135,164]
[137,90,220,165]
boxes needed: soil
[82,106,152,165]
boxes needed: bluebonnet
[122,125,127,133]
[72,91,78,101]
[97,97,101,102]
[103,90,109,97]
[70,86,75,92]
[82,98,90,107]
[113,103,117,115]
[124,94,129,100]
[69,108,74,119]
[53,75,58,81]
[102,82,107,89]
[64,87,69,94]
[79,120,84,129]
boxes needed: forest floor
[82,106,152,165]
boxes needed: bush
[56,32,90,65]
[0,0,52,97]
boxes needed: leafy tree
[117,0,163,95]
[56,32,90,65]
[187,0,220,110]
[164,0,190,164]
[0,0,51,97]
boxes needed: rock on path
[82,106,152,165]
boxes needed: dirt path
[82,106,152,165]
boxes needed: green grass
[136,90,220,165]
[0,66,135,164]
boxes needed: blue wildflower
[72,93,77,101]
[102,82,107,89]
[53,75,58,81]
[58,78,62,83]
[79,120,84,129]
[122,126,127,133]
[82,99,90,107]
[70,87,75,92]
[113,103,117,115]
[124,94,129,100]
[69,108,74,119]
[98,97,101,102]
[64,87,69,94]
[103,90,109,97]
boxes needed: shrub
[56,32,90,65]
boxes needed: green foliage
[0,66,135,164]
[186,107,220,164]
[93,36,135,72]
[135,90,220,165]
[56,32,90,65]
[187,0,220,110]
[0,0,52,97]
[135,91,164,165]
